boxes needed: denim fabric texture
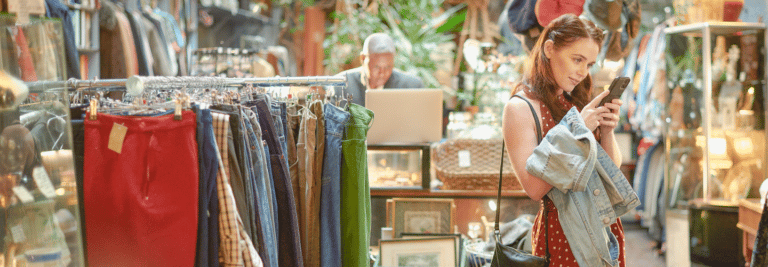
[243,109,279,267]
[320,103,350,267]
[254,100,304,267]
[340,104,374,267]
[526,107,640,267]
[263,144,277,237]
[240,117,265,256]
[194,108,220,267]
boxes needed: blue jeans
[320,104,350,267]
[243,109,279,267]
[254,99,303,267]
[194,108,220,267]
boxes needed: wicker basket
[674,0,726,24]
[432,139,522,191]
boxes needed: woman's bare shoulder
[503,93,539,124]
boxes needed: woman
[502,14,626,266]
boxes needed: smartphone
[599,77,630,107]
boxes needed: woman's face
[544,37,600,94]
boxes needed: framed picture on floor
[379,237,457,267]
[391,198,454,238]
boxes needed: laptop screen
[365,89,443,145]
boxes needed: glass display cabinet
[663,22,766,266]
[368,144,431,190]
[664,22,766,207]
[0,73,85,266]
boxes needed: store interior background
[3,0,768,266]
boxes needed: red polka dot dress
[528,93,626,267]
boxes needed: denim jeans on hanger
[252,95,289,169]
[270,102,289,169]
[319,103,350,267]
[249,106,280,242]
[341,104,374,267]
[243,109,279,267]
[240,117,265,251]
[253,99,304,267]
[193,108,220,267]
[262,143,279,237]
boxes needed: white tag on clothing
[12,186,34,203]
[11,224,25,243]
[458,150,471,167]
[33,166,56,199]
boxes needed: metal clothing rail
[126,75,346,96]
[24,75,347,94]
[25,78,128,93]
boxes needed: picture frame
[379,237,457,267]
[391,198,455,238]
[400,233,463,264]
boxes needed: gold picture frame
[390,198,455,238]
[379,237,457,267]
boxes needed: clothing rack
[24,75,347,94]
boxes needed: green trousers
[340,104,374,267]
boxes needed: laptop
[365,89,443,145]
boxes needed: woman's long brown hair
[515,14,605,122]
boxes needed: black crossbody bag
[491,95,549,267]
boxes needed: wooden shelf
[370,189,528,198]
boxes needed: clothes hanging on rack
[0,17,68,82]
[319,102,350,267]
[53,75,368,267]
[100,0,140,78]
[340,103,374,267]
[83,111,200,267]
[45,0,80,79]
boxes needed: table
[738,198,763,266]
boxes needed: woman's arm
[599,99,624,166]
[502,99,553,201]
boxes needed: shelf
[199,6,268,24]
[665,22,766,35]
[65,3,98,12]
[370,189,528,198]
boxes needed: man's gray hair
[362,33,396,55]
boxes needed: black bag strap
[495,94,548,258]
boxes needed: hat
[582,0,625,31]
[534,0,585,27]
[506,0,541,33]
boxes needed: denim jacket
[525,107,639,267]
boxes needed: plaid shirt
[212,112,263,267]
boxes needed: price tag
[12,186,34,203]
[10,224,25,243]
[33,166,56,199]
[458,150,471,168]
[108,123,128,154]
